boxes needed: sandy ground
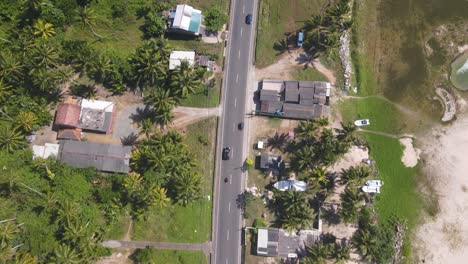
[399,138,421,168]
[414,114,468,263]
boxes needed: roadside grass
[267,117,282,128]
[105,213,131,240]
[179,81,221,108]
[339,97,404,134]
[292,66,328,82]
[363,133,420,228]
[255,0,327,68]
[134,249,207,264]
[133,117,217,243]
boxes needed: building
[169,51,196,70]
[259,153,282,170]
[58,141,131,173]
[55,103,81,128]
[256,228,320,258]
[32,143,60,159]
[167,4,203,35]
[257,80,331,120]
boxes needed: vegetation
[131,248,207,264]
[204,7,227,32]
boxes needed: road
[213,0,257,263]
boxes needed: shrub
[204,7,227,32]
[198,135,208,145]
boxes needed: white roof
[32,143,59,159]
[257,141,264,149]
[172,5,201,31]
[257,228,268,249]
[81,99,114,112]
[169,51,195,70]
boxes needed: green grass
[104,214,131,240]
[255,0,327,68]
[135,249,207,264]
[339,97,404,134]
[363,133,420,228]
[179,77,221,108]
[292,67,328,82]
[133,118,217,243]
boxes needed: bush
[198,135,208,145]
[142,11,167,39]
[204,7,227,32]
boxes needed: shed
[260,101,283,115]
[285,82,299,103]
[257,228,279,256]
[169,51,196,70]
[262,80,284,92]
[58,141,131,173]
[57,128,82,141]
[313,104,330,118]
[55,103,81,128]
[78,99,115,134]
[260,89,280,102]
[282,103,315,120]
[260,153,281,170]
[32,143,59,159]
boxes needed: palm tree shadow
[273,38,289,56]
[121,132,139,146]
[321,205,341,225]
[130,106,153,123]
[295,52,319,66]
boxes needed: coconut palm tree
[304,242,330,264]
[33,19,56,39]
[332,242,351,263]
[0,51,24,82]
[291,144,315,171]
[295,120,320,139]
[352,229,377,261]
[144,89,177,113]
[14,112,37,132]
[0,81,12,103]
[174,172,202,206]
[339,165,371,185]
[339,187,362,223]
[170,61,202,98]
[0,221,19,246]
[155,108,174,130]
[0,126,26,153]
[336,122,357,144]
[28,43,60,68]
[50,244,81,264]
[14,253,37,264]
[87,53,112,85]
[130,45,167,90]
[30,68,61,94]
[75,7,102,39]
[139,118,155,138]
[148,185,170,208]
[56,200,81,227]
[309,167,329,188]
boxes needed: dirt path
[170,106,220,129]
[123,219,133,241]
[311,59,336,84]
[102,240,212,256]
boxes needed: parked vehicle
[362,185,380,193]
[222,147,232,160]
[354,119,370,126]
[238,122,244,130]
[297,31,304,47]
[366,180,384,187]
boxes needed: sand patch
[414,115,468,263]
[330,145,369,173]
[399,137,421,168]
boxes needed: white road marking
[234,98,237,108]
[228,202,231,212]
[229,175,232,184]
[227,229,230,240]
[240,27,243,36]
[243,5,245,13]
[236,74,239,83]
[233,123,235,131]
[226,259,229,264]
[238,50,240,59]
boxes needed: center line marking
[234,98,237,107]
[228,202,231,212]
[240,27,243,36]
[236,74,239,82]
[227,229,230,240]
[230,174,232,184]
[238,50,240,59]
[243,5,245,13]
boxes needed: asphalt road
[213,0,257,263]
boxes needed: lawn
[363,133,420,228]
[133,117,217,243]
[339,97,404,134]
[255,0,327,68]
[134,249,207,264]
[292,67,328,82]
[179,81,221,108]
[105,214,131,240]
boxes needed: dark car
[238,122,244,130]
[222,147,232,160]
[245,14,253,25]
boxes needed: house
[256,228,320,258]
[55,103,81,128]
[257,80,331,120]
[259,153,282,170]
[167,4,203,35]
[57,141,131,173]
[169,51,196,70]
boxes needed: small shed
[257,228,279,256]
[260,153,281,170]
[57,128,82,141]
[55,103,81,128]
[169,51,196,70]
[32,143,60,159]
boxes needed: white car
[362,185,380,193]
[354,119,370,126]
[366,180,384,187]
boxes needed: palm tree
[138,118,155,138]
[130,41,168,90]
[87,53,112,85]
[0,81,12,103]
[33,19,56,39]
[309,167,329,188]
[144,89,177,113]
[304,242,330,264]
[148,185,170,208]
[170,61,202,98]
[14,253,38,264]
[56,200,81,227]
[0,221,19,246]
[0,126,25,153]
[28,43,60,68]
[339,187,362,223]
[336,122,357,143]
[332,242,350,263]
[0,51,24,82]
[63,220,86,245]
[291,145,315,171]
[174,172,202,206]
[155,108,174,130]
[339,165,371,185]
[267,132,288,151]
[50,244,81,264]
[0,243,13,263]
[123,172,144,196]
[352,229,377,261]
[75,7,103,39]
[295,120,320,139]
[30,68,61,94]
[14,112,37,132]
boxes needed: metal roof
[285,84,299,103]
[282,103,315,120]
[259,89,280,102]
[257,228,279,256]
[55,103,81,128]
[58,141,131,173]
[260,153,281,169]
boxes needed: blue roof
[188,12,201,33]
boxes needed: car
[362,185,380,194]
[354,119,370,127]
[245,14,253,25]
[297,31,304,47]
[238,122,244,130]
[366,180,384,187]
[222,147,232,160]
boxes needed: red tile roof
[55,103,81,127]
[57,128,82,141]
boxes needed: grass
[134,249,207,264]
[363,133,420,228]
[179,76,221,108]
[255,0,327,68]
[133,118,217,243]
[292,67,328,82]
[105,214,131,240]
[339,97,404,134]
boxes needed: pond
[451,52,468,91]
